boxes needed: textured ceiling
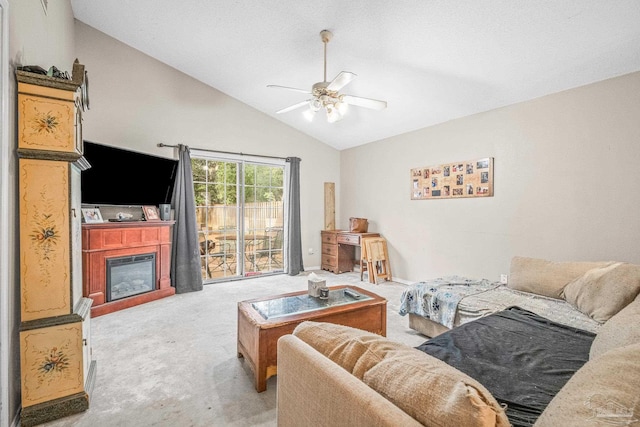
[70,0,640,150]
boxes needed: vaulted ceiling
[71,1,640,150]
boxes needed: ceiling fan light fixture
[336,101,348,115]
[311,98,322,111]
[326,105,343,123]
[303,108,316,122]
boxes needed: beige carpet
[41,270,427,427]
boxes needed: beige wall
[5,1,76,424]
[341,71,640,283]
[74,21,341,270]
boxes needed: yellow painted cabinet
[17,65,95,427]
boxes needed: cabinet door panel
[20,323,84,407]
[18,94,75,153]
[19,159,71,321]
[17,82,79,155]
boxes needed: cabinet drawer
[321,253,338,268]
[321,232,337,245]
[322,244,338,256]
[337,234,360,245]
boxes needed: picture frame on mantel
[81,207,103,223]
[142,205,161,222]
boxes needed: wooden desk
[321,230,380,274]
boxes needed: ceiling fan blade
[342,95,387,110]
[267,85,312,95]
[275,99,311,114]
[326,71,357,91]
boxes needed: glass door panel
[193,159,240,280]
[243,163,285,276]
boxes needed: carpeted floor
[41,270,427,427]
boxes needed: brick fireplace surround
[82,221,175,317]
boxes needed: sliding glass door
[192,155,285,282]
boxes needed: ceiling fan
[268,30,387,123]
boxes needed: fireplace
[82,221,175,317]
[106,253,156,302]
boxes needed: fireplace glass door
[106,253,156,301]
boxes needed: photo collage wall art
[411,157,494,200]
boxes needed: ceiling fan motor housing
[311,82,343,111]
[320,30,333,44]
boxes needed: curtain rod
[157,143,293,161]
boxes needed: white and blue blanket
[399,276,501,328]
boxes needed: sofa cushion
[590,296,640,360]
[508,256,612,299]
[290,318,382,377]
[362,350,510,427]
[534,342,640,427]
[293,321,510,427]
[562,263,640,322]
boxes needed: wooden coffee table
[237,285,387,392]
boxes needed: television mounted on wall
[81,141,178,206]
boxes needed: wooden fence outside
[196,201,284,233]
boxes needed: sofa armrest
[276,335,421,427]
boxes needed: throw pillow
[508,256,612,299]
[590,296,640,359]
[291,320,381,377]
[293,321,510,427]
[362,347,510,427]
[535,342,640,427]
[562,263,640,322]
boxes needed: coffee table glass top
[251,287,373,320]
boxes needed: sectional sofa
[276,258,640,426]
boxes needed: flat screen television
[81,141,178,206]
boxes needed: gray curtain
[286,157,304,275]
[170,144,203,293]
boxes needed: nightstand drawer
[337,233,360,245]
[321,232,338,245]
[322,244,338,256]
[321,253,338,268]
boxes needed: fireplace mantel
[82,221,176,317]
